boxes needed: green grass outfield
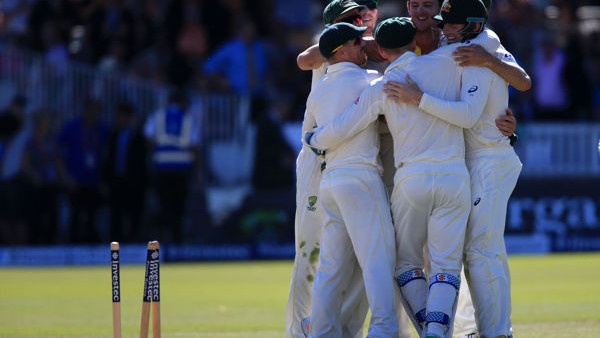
[1,252,600,337]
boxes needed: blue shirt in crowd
[58,117,108,186]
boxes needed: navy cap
[319,22,367,58]
[433,0,488,24]
[374,17,416,49]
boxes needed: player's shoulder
[347,66,375,82]
[463,27,501,52]
[494,44,517,63]
[353,75,383,102]
[369,76,384,88]
[425,44,456,62]
[366,69,380,81]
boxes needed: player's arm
[495,107,516,136]
[308,85,382,150]
[301,106,317,137]
[465,27,501,54]
[453,45,531,91]
[385,68,491,128]
[297,44,327,71]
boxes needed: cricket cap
[433,0,488,24]
[319,22,367,58]
[323,0,364,25]
[374,17,416,49]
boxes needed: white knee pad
[396,268,428,332]
[426,273,461,337]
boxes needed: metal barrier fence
[0,48,598,180]
[0,47,252,187]
[0,47,171,122]
[515,123,600,177]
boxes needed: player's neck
[414,28,439,55]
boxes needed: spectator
[533,33,569,119]
[98,37,129,72]
[1,0,34,42]
[563,32,593,120]
[203,17,271,122]
[203,18,269,98]
[21,110,61,244]
[0,94,30,244]
[103,101,148,243]
[57,98,108,243]
[41,19,69,74]
[144,90,200,244]
[252,93,295,191]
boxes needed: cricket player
[384,0,524,336]
[287,2,373,337]
[306,22,398,338]
[295,2,414,333]
[306,16,503,338]
[396,1,530,337]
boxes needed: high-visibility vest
[153,105,194,171]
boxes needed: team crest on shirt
[307,196,318,211]
[467,85,478,95]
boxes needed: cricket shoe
[301,316,311,337]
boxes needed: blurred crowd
[1,0,599,121]
[0,0,599,245]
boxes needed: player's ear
[377,45,386,59]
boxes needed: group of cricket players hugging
[285,0,531,337]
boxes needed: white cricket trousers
[464,147,521,338]
[380,128,414,338]
[311,165,398,338]
[452,269,478,337]
[392,159,471,338]
[286,148,369,338]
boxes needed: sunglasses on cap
[331,37,362,55]
[336,13,363,26]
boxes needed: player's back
[307,62,381,173]
[464,45,513,154]
[382,51,465,167]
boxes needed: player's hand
[495,107,517,136]
[364,37,386,63]
[303,130,325,157]
[383,75,423,105]
[453,44,494,68]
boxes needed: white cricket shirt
[311,51,466,167]
[419,30,513,154]
[304,61,380,173]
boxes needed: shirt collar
[384,51,417,74]
[327,61,363,74]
